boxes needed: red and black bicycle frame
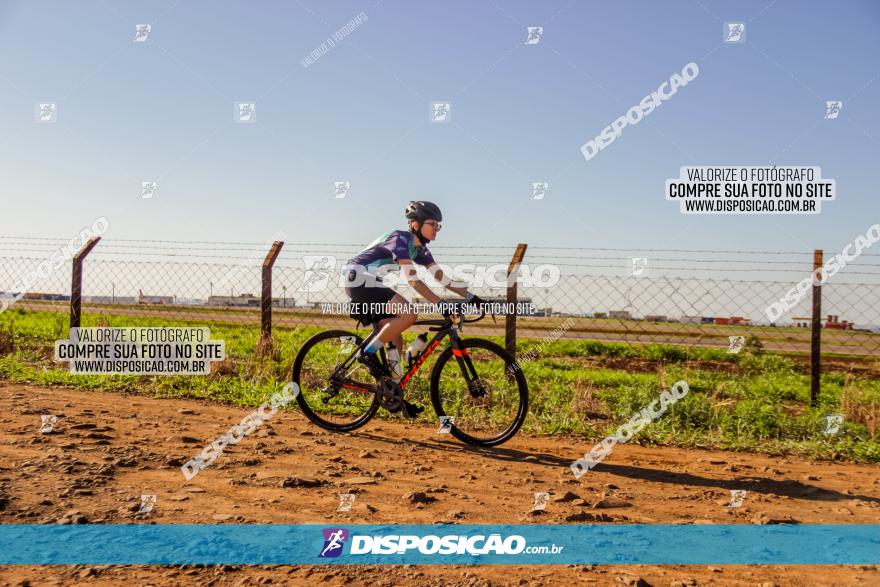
[333,314,484,395]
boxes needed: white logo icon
[333,181,351,199]
[235,102,256,123]
[430,102,451,123]
[39,415,58,434]
[321,529,346,557]
[134,24,151,42]
[824,101,843,120]
[141,181,157,199]
[630,257,649,277]
[298,255,337,293]
[532,492,550,511]
[531,182,549,200]
[727,336,745,354]
[727,489,747,508]
[525,27,543,45]
[823,414,844,435]
[724,22,746,43]
[35,102,57,123]
[437,416,455,433]
[337,493,356,512]
[138,494,157,513]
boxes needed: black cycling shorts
[343,269,397,327]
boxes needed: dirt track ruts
[0,382,878,586]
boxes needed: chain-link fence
[3,237,880,363]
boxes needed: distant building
[680,315,702,324]
[644,315,667,322]
[85,295,136,304]
[825,314,854,330]
[173,298,206,306]
[138,290,174,305]
[609,310,631,320]
[22,292,70,301]
[714,316,751,326]
[700,317,716,324]
[593,312,608,319]
[273,297,296,308]
[208,294,260,307]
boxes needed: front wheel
[429,338,529,447]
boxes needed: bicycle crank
[376,378,403,412]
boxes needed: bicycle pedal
[401,400,424,419]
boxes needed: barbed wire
[3,236,878,257]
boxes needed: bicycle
[291,303,529,447]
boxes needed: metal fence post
[261,241,284,338]
[505,243,528,360]
[810,249,823,407]
[69,237,101,329]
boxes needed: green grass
[1,308,878,462]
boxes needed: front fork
[450,336,486,398]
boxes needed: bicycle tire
[292,329,380,432]
[429,338,529,447]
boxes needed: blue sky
[1,0,878,255]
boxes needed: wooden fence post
[69,237,101,329]
[505,243,528,360]
[261,241,284,338]
[810,249,823,407]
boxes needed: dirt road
[0,382,878,586]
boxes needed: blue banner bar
[0,524,877,565]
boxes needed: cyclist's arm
[398,259,443,304]
[426,263,468,297]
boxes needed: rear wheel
[429,338,528,447]
[292,329,380,432]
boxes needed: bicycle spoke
[433,340,527,445]
[294,331,378,430]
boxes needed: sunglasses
[423,220,442,230]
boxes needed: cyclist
[341,200,487,418]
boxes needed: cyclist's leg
[373,293,417,351]
[375,294,424,416]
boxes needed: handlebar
[413,306,489,331]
